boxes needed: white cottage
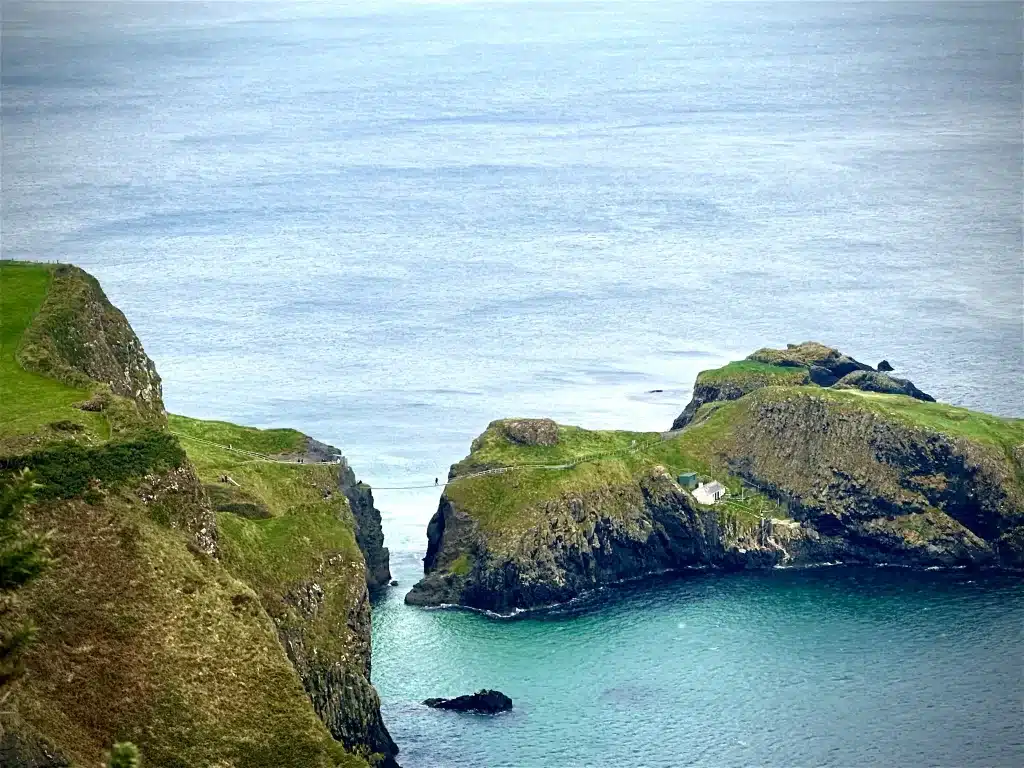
[692,480,727,505]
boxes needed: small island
[406,343,1024,614]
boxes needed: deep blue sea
[3,2,1022,766]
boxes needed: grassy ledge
[0,262,107,443]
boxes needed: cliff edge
[0,262,396,768]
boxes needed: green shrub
[0,430,185,500]
[108,742,142,768]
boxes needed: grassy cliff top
[0,262,107,444]
[1,260,164,452]
[779,387,1024,453]
[170,414,365,658]
[445,417,783,550]
[695,359,810,387]
[445,388,1023,551]
[169,413,308,458]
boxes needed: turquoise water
[4,1,1022,765]
[374,568,1024,767]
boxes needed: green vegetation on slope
[1,265,372,768]
[170,414,367,680]
[695,359,809,386]
[444,416,780,549]
[169,413,306,457]
[0,262,108,443]
[821,388,1024,453]
[14,493,364,768]
[444,386,1024,556]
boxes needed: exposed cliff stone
[501,419,559,446]
[747,341,873,383]
[338,462,392,590]
[278,564,399,768]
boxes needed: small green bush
[108,741,142,768]
[0,430,185,500]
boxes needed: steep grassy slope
[0,263,109,448]
[0,262,387,768]
[408,374,1023,612]
[169,415,398,765]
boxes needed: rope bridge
[169,430,676,491]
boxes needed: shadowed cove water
[2,1,1021,766]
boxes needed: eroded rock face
[408,388,1023,614]
[424,690,513,714]
[279,571,399,767]
[747,342,873,383]
[501,419,559,446]
[338,460,392,590]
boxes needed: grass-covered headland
[0,261,392,768]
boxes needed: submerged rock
[423,690,513,714]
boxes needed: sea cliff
[0,262,397,768]
[407,346,1023,614]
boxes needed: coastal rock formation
[877,360,895,372]
[833,370,935,402]
[501,418,559,446]
[339,460,392,590]
[408,350,1022,614]
[671,343,932,429]
[0,262,394,768]
[424,690,513,714]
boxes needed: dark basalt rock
[877,359,895,372]
[833,370,934,402]
[424,689,513,714]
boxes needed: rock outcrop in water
[0,262,396,768]
[407,350,1023,614]
[423,690,513,714]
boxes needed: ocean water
[3,2,1022,766]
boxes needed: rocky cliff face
[339,468,392,590]
[277,563,399,767]
[301,437,392,590]
[408,359,1022,614]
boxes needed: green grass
[168,414,306,458]
[444,416,782,549]
[0,262,108,444]
[696,359,810,386]
[15,492,366,768]
[172,414,366,661]
[444,386,1024,553]
[758,386,1024,452]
